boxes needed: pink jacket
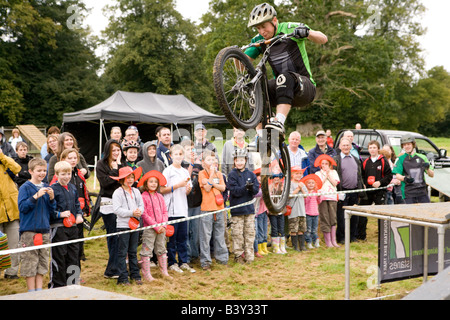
[304,191,322,216]
[142,191,168,232]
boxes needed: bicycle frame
[240,33,295,131]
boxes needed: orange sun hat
[109,166,142,181]
[300,174,323,190]
[137,170,167,188]
[291,166,307,173]
[314,154,337,168]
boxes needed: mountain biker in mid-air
[244,3,328,138]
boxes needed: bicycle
[213,33,296,214]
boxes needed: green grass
[2,137,449,300]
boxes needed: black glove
[293,25,310,39]
[404,175,415,184]
[245,181,254,192]
[422,162,430,170]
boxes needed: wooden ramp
[16,124,47,151]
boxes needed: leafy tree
[102,0,210,107]
[0,0,106,126]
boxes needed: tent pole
[99,119,104,161]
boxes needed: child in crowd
[287,166,308,252]
[160,144,195,274]
[227,149,259,264]
[180,139,203,264]
[253,168,269,256]
[8,128,23,151]
[13,141,33,188]
[111,166,144,285]
[122,140,142,185]
[138,170,171,281]
[58,148,91,268]
[301,174,323,249]
[393,134,434,204]
[358,141,393,240]
[136,140,165,174]
[314,155,340,248]
[381,145,404,204]
[198,150,228,270]
[268,174,286,254]
[18,158,56,292]
[49,161,84,288]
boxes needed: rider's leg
[265,73,298,133]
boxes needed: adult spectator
[334,138,365,244]
[44,134,59,163]
[96,139,124,279]
[0,129,17,158]
[342,130,361,159]
[123,125,144,162]
[110,126,122,143]
[40,126,60,159]
[326,129,334,148]
[221,127,254,177]
[156,127,173,168]
[8,128,23,151]
[287,131,310,174]
[0,147,21,279]
[308,130,336,174]
[355,123,362,129]
[193,124,217,163]
[47,132,90,183]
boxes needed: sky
[81,0,450,72]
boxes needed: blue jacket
[227,168,259,216]
[18,181,56,234]
[50,182,83,226]
[308,144,337,174]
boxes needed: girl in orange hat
[300,174,323,249]
[138,170,172,281]
[314,155,340,248]
[288,166,308,252]
[111,167,144,285]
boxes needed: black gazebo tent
[62,91,227,164]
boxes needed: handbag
[215,192,224,206]
[206,170,224,206]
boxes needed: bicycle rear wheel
[213,46,263,130]
[260,131,291,214]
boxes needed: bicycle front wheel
[213,46,263,130]
[260,131,291,214]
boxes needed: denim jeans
[116,228,141,283]
[102,213,119,277]
[167,217,188,267]
[305,215,319,243]
[269,214,284,237]
[256,212,268,244]
[187,206,201,263]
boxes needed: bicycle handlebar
[240,32,295,51]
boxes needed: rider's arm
[308,30,328,44]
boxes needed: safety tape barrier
[0,184,394,257]
[0,198,256,257]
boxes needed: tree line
[1,0,449,135]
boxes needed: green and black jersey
[392,152,432,199]
[244,22,316,86]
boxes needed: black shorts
[268,72,316,108]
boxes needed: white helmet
[247,3,277,28]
